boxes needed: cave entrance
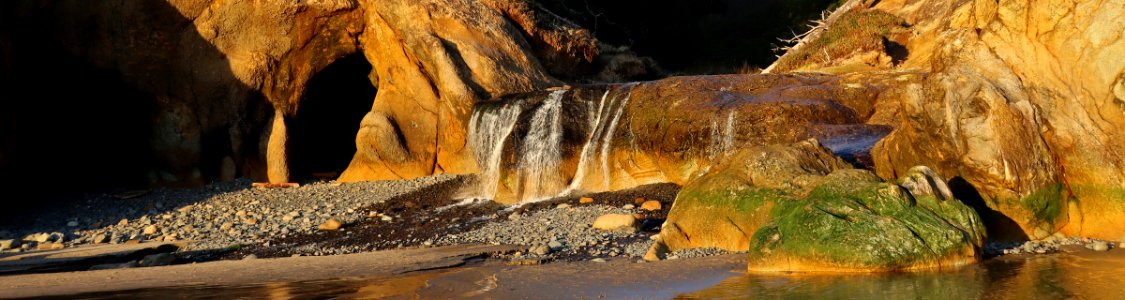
[288,53,377,181]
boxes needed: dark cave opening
[288,53,377,181]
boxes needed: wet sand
[0,244,743,299]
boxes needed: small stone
[380,215,393,222]
[531,245,550,255]
[0,239,19,250]
[67,221,79,227]
[236,210,247,217]
[548,240,564,250]
[579,197,594,204]
[640,200,662,211]
[318,218,343,231]
[117,219,129,226]
[139,253,176,267]
[591,258,607,263]
[634,197,646,205]
[22,233,53,243]
[592,214,636,231]
[623,204,635,209]
[91,234,110,244]
[1090,241,1109,251]
[220,222,233,231]
[243,254,258,260]
[143,225,159,235]
[243,218,259,225]
[557,203,571,209]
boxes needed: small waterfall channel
[467,86,637,204]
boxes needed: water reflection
[39,248,1125,299]
[678,248,1125,299]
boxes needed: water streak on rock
[467,99,523,200]
[562,90,612,195]
[516,90,568,201]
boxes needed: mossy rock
[747,169,985,272]
[661,140,850,251]
[662,141,985,272]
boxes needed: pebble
[243,254,258,260]
[1089,241,1109,251]
[640,201,662,211]
[67,221,79,227]
[531,245,550,255]
[548,240,564,250]
[622,204,635,209]
[143,225,158,235]
[318,219,343,231]
[592,214,636,231]
[579,197,594,204]
[557,203,571,209]
[380,215,393,222]
[591,258,607,263]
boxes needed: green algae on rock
[661,141,985,272]
[746,168,985,272]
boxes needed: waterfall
[516,89,568,201]
[561,90,611,195]
[467,100,522,200]
[560,85,635,195]
[469,84,640,204]
[596,89,632,191]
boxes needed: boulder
[661,141,985,272]
[865,0,1124,241]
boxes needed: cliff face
[0,0,365,190]
[0,0,597,196]
[865,0,1125,240]
[761,0,1125,241]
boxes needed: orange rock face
[465,72,912,203]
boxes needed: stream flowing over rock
[463,73,902,204]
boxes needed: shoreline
[0,175,1121,296]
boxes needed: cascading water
[516,89,568,201]
[563,85,635,195]
[469,84,640,204]
[467,100,522,200]
[562,90,611,195]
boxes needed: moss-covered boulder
[661,141,986,272]
[661,139,851,251]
